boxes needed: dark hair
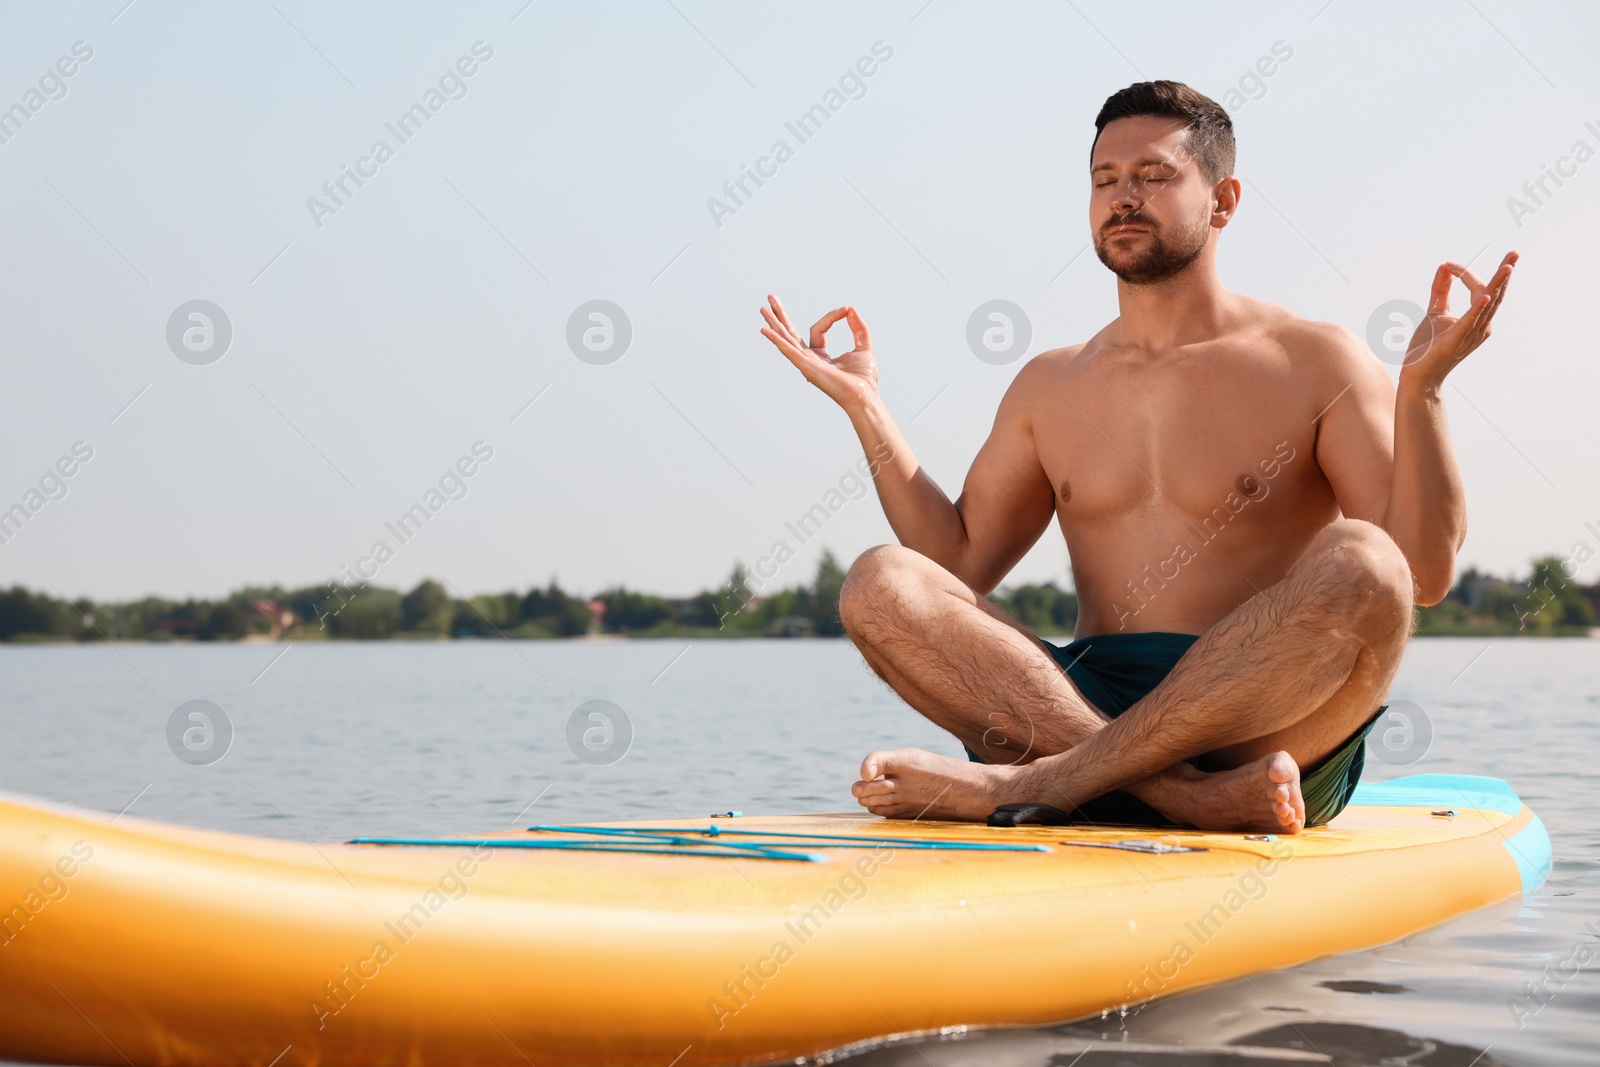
[1092,80,1235,184]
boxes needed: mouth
[1108,226,1148,237]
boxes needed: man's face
[1089,116,1215,285]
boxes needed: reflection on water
[844,1022,1516,1065]
[1,636,1595,1066]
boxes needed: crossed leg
[838,519,1413,833]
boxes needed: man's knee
[1310,519,1414,631]
[839,545,935,641]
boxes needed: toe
[1266,751,1298,784]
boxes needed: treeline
[0,548,1078,643]
[1415,557,1596,636]
[0,552,1589,644]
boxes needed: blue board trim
[1349,773,1551,893]
[1349,773,1522,817]
[1502,812,1553,893]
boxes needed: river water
[1,636,1595,1065]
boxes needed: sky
[2,0,1597,603]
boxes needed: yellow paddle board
[0,774,1549,1066]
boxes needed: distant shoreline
[2,627,1595,646]
[4,551,1594,644]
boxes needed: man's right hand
[759,295,879,414]
[757,292,1055,594]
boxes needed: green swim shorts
[964,630,1383,827]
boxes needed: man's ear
[1212,176,1242,229]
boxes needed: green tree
[1517,556,1595,632]
[0,586,80,640]
[694,563,758,631]
[331,588,402,639]
[195,599,247,641]
[519,582,591,636]
[991,582,1078,634]
[810,550,847,636]
[597,588,674,634]
[400,579,453,634]
[1446,566,1481,606]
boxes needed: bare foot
[850,748,1013,821]
[1150,751,1306,834]
[852,746,1306,833]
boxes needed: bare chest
[1035,345,1327,525]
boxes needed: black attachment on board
[987,803,1076,827]
[987,789,1175,828]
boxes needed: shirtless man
[758,80,1516,834]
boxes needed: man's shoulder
[989,343,1088,422]
[1254,303,1394,418]
[1024,341,1091,370]
[1258,305,1369,369]
[1003,342,1091,388]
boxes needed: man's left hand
[1401,251,1518,391]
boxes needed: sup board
[0,773,1549,1066]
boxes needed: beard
[1093,211,1210,286]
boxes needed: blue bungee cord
[349,823,1051,862]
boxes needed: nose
[1107,184,1142,219]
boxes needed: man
[758,80,1515,834]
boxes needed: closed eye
[1095,176,1169,187]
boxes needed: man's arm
[759,296,1056,594]
[1312,254,1517,606]
[848,365,1058,593]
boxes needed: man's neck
[1111,263,1235,352]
